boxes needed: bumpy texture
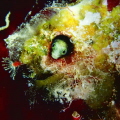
[3,0,120,116]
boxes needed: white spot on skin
[80,12,101,25]
[28,80,34,87]
[111,100,115,106]
[103,41,120,73]
[68,0,94,19]
[118,35,120,41]
[102,0,108,5]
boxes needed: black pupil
[63,50,66,54]
[52,43,55,47]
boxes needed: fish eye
[52,43,55,47]
[62,50,67,55]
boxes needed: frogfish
[2,0,120,119]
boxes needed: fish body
[3,0,120,117]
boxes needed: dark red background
[0,0,119,120]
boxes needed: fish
[2,0,120,119]
[51,35,73,59]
